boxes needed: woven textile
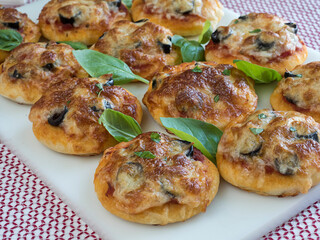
[0,0,319,239]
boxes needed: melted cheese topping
[91,20,180,79]
[212,13,303,63]
[0,6,40,42]
[144,0,203,19]
[96,132,214,214]
[277,62,320,111]
[143,61,257,130]
[29,77,140,145]
[219,110,320,176]
[39,0,127,29]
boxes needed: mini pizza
[91,19,181,80]
[217,110,320,196]
[29,76,143,155]
[0,42,88,104]
[94,132,219,224]
[143,61,257,130]
[38,0,130,45]
[0,6,41,63]
[131,0,223,36]
[205,13,308,74]
[271,61,320,122]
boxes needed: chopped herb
[234,20,239,24]
[95,83,103,97]
[250,128,264,135]
[134,151,156,159]
[258,113,267,119]
[192,65,202,73]
[290,127,297,132]
[214,95,220,103]
[296,74,302,78]
[163,157,168,161]
[222,69,231,76]
[249,29,261,33]
[66,100,71,105]
[150,132,161,143]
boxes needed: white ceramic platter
[0,1,319,239]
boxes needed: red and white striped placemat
[1,0,319,239]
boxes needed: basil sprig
[99,109,142,142]
[172,35,205,62]
[160,117,223,163]
[0,29,23,51]
[233,60,282,84]
[198,20,213,44]
[58,41,87,50]
[73,49,149,84]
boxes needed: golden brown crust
[217,110,320,196]
[38,0,131,45]
[94,132,219,224]
[29,77,143,155]
[91,20,181,80]
[0,42,88,104]
[131,0,223,36]
[205,13,308,74]
[143,61,257,130]
[271,61,320,122]
[0,6,41,63]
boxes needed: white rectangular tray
[0,1,319,239]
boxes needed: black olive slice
[103,78,114,86]
[98,33,106,40]
[11,69,22,79]
[158,40,171,54]
[42,63,54,71]
[152,79,157,89]
[108,0,121,8]
[285,22,298,34]
[59,11,81,26]
[116,162,143,181]
[176,139,191,145]
[159,181,176,199]
[211,29,221,43]
[175,0,194,14]
[256,38,275,51]
[284,96,298,105]
[48,106,68,126]
[241,144,262,157]
[297,132,319,142]
[274,154,299,175]
[186,145,194,157]
[284,71,302,78]
[238,15,248,20]
[3,22,20,30]
[103,100,112,109]
[90,106,99,112]
[133,19,148,24]
[211,29,232,44]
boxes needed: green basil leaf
[73,49,149,84]
[222,69,231,76]
[58,41,88,50]
[233,60,282,84]
[192,66,202,73]
[150,132,161,143]
[0,29,23,51]
[214,95,219,103]
[134,151,156,159]
[160,117,223,163]
[198,20,213,44]
[172,35,205,62]
[99,109,142,142]
[122,0,132,8]
[249,29,261,33]
[250,128,264,135]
